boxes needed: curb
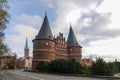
[24,70,120,79]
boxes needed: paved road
[0,70,37,80]
[0,70,116,80]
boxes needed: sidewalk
[0,71,3,76]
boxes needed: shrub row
[36,58,120,76]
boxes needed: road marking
[1,71,13,80]
[6,71,45,80]
[28,76,45,80]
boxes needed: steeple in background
[24,37,29,50]
[24,37,29,58]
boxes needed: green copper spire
[24,37,29,50]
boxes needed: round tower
[32,14,55,70]
[67,25,82,62]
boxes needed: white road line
[1,71,13,80]
[28,76,45,80]
[7,71,45,80]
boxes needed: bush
[49,59,69,73]
[68,59,83,74]
[49,58,83,74]
[35,61,49,72]
[91,58,118,76]
[82,65,91,75]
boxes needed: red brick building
[1,55,17,69]
[82,58,92,66]
[32,14,82,70]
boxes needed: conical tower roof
[36,14,53,40]
[67,24,79,46]
[24,37,29,50]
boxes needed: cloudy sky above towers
[6,0,120,57]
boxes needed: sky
[5,0,120,57]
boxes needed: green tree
[82,65,91,75]
[107,62,118,75]
[35,61,49,72]
[49,59,83,74]
[114,60,120,72]
[0,0,10,68]
[91,58,118,76]
[68,59,83,74]
[0,0,10,54]
[0,0,9,30]
[91,58,108,75]
[49,59,69,73]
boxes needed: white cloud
[84,36,120,56]
[97,0,120,29]
[7,24,37,44]
[51,0,101,36]
[6,14,42,57]
[16,14,43,29]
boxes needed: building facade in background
[32,14,83,70]
[1,55,17,69]
[17,38,32,70]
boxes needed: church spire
[24,37,29,50]
[36,13,53,40]
[67,24,79,46]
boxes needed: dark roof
[67,25,79,46]
[36,14,53,40]
[24,37,29,50]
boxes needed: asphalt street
[0,70,37,80]
[0,70,118,80]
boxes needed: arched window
[70,48,72,52]
[46,42,49,45]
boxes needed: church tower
[24,37,29,58]
[67,24,82,62]
[32,14,56,70]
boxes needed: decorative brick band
[68,54,82,57]
[56,53,68,57]
[33,49,56,54]
[33,59,51,62]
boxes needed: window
[46,42,49,45]
[70,48,72,52]
[61,40,62,43]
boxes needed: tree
[48,59,83,74]
[91,58,118,76]
[107,62,118,75]
[91,58,108,75]
[0,0,10,55]
[35,61,49,72]
[114,60,120,72]
[82,65,91,75]
[0,0,10,69]
[49,59,69,73]
[68,59,83,74]
[0,0,9,30]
